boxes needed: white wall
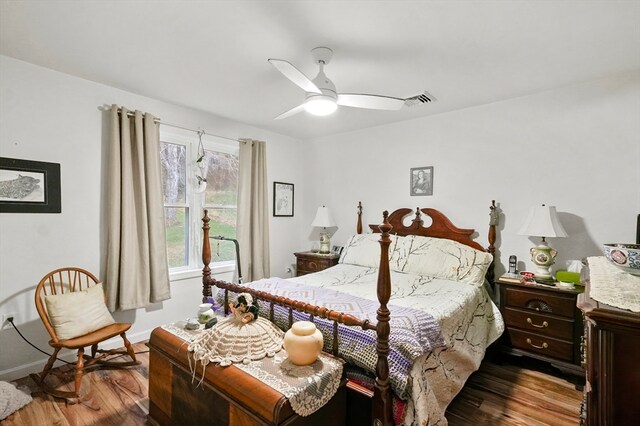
[0,55,308,379]
[302,71,640,277]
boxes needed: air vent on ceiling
[404,91,436,107]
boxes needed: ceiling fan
[268,47,434,120]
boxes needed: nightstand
[294,252,339,277]
[495,278,584,377]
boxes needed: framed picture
[0,157,61,213]
[331,245,343,256]
[410,166,433,196]
[273,181,294,217]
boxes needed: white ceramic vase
[283,321,324,366]
[197,303,215,324]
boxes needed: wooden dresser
[496,279,583,377]
[577,279,640,425]
[294,252,339,276]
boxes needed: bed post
[487,200,498,283]
[202,209,212,301]
[373,211,393,426]
[357,201,363,234]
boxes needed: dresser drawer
[505,287,576,318]
[507,328,574,363]
[294,252,339,277]
[504,307,574,341]
[297,258,323,274]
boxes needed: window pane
[160,142,186,204]
[207,208,237,262]
[203,150,238,206]
[165,207,188,268]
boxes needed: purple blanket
[213,277,444,399]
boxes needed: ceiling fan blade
[337,93,405,110]
[268,59,322,94]
[274,104,306,120]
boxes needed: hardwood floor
[4,343,150,426]
[3,343,582,425]
[447,354,583,426]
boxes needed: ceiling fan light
[304,95,337,116]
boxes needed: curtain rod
[115,107,240,143]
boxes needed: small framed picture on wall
[273,181,294,217]
[410,166,433,196]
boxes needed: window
[160,128,239,274]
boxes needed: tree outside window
[160,129,239,271]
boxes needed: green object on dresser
[556,270,581,284]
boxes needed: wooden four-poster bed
[148,201,502,426]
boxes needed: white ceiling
[1,1,639,140]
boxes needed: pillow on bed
[44,283,116,340]
[392,235,493,286]
[339,233,402,268]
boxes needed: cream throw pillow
[392,235,493,286]
[339,233,402,268]
[44,283,116,340]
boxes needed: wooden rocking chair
[31,267,139,400]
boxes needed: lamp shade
[517,204,568,238]
[311,206,336,228]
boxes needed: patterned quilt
[289,264,504,426]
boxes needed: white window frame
[160,126,239,281]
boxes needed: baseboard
[0,328,153,382]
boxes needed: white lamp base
[319,231,331,254]
[529,241,558,280]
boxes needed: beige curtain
[236,139,270,282]
[105,105,171,311]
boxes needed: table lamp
[311,206,336,254]
[517,204,568,280]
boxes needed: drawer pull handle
[526,318,549,328]
[526,338,548,349]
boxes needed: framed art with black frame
[273,181,294,217]
[0,157,61,213]
[410,166,433,196]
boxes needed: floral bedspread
[288,264,504,426]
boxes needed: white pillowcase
[391,235,493,286]
[44,282,116,340]
[339,233,402,268]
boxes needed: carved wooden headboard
[358,201,498,282]
[369,207,484,251]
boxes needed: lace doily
[588,256,640,312]
[161,321,343,417]
[235,351,344,417]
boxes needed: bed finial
[489,200,498,226]
[412,207,423,229]
[357,201,363,234]
[487,200,498,283]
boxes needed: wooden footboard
[201,201,498,426]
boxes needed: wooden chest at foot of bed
[147,327,346,426]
